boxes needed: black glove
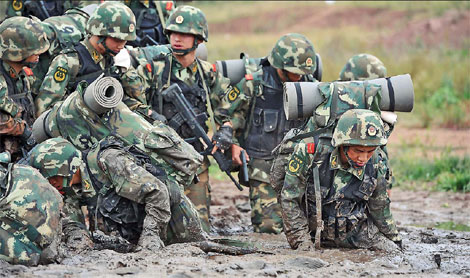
[20,124,36,148]
[149,110,168,124]
[212,125,233,151]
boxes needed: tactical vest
[23,0,72,20]
[0,61,35,126]
[150,56,209,153]
[127,1,167,47]
[244,60,304,160]
[86,136,167,243]
[69,44,115,91]
[305,139,378,243]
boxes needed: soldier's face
[277,68,303,82]
[342,145,377,167]
[104,37,127,55]
[170,32,195,50]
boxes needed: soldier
[281,109,401,250]
[0,16,49,160]
[27,138,96,253]
[125,0,176,47]
[339,53,387,81]
[0,0,23,22]
[128,5,234,232]
[29,137,172,251]
[33,76,207,244]
[227,33,317,234]
[0,151,63,266]
[35,1,140,116]
[31,4,96,97]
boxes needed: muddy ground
[2,126,469,277]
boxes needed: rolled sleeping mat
[32,109,52,143]
[83,76,124,115]
[215,59,246,86]
[195,43,208,61]
[284,74,414,121]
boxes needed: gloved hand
[212,125,233,151]
[20,124,37,148]
[149,110,168,124]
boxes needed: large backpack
[270,80,384,195]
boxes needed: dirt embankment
[211,5,470,49]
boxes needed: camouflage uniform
[35,1,142,116]
[0,152,63,266]
[0,17,49,159]
[125,0,175,47]
[30,137,173,250]
[37,80,206,243]
[226,33,317,233]
[281,109,401,250]
[28,138,95,253]
[127,6,233,231]
[31,6,93,95]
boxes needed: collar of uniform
[2,61,18,79]
[83,39,104,64]
[330,147,366,179]
[172,56,199,74]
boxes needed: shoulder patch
[227,86,240,102]
[288,155,304,174]
[245,74,253,80]
[53,67,68,82]
[12,0,23,11]
[146,63,152,73]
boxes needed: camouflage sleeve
[280,141,315,249]
[35,53,79,116]
[368,153,400,242]
[0,79,25,136]
[120,66,152,115]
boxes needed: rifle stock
[162,84,243,191]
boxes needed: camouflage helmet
[268,33,316,75]
[29,138,83,179]
[164,5,208,42]
[86,1,137,41]
[332,109,387,147]
[0,16,50,62]
[339,53,387,81]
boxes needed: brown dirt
[211,5,470,49]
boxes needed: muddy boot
[63,225,94,254]
[138,216,166,251]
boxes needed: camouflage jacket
[281,138,399,249]
[0,61,35,137]
[0,163,63,266]
[35,38,143,116]
[31,8,90,94]
[44,83,203,187]
[126,44,232,126]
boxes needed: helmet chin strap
[172,37,198,56]
[343,146,363,169]
[98,36,119,57]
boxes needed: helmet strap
[172,37,198,56]
[342,146,363,169]
[98,36,119,57]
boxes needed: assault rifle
[161,83,244,191]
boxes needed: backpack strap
[196,58,217,133]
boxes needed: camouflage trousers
[184,168,211,233]
[249,180,283,234]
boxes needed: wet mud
[2,183,469,278]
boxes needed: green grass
[391,154,470,192]
[435,221,470,232]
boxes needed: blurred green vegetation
[191,1,470,128]
[435,221,470,232]
[391,153,470,192]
